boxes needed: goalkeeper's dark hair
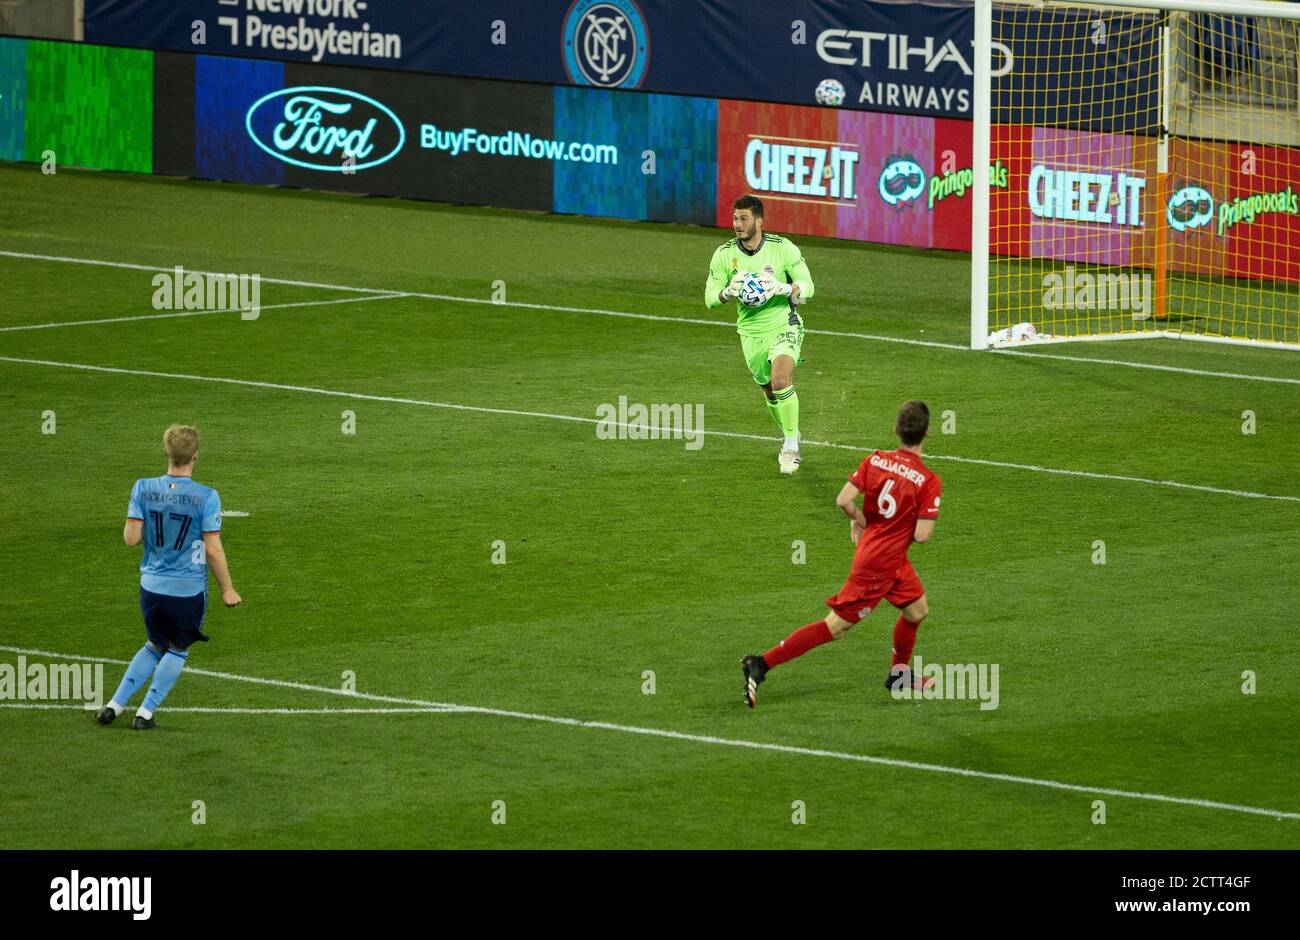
[733,194,764,218]
[896,400,930,446]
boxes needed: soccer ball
[815,79,846,107]
[738,271,769,307]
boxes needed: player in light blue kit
[95,424,241,730]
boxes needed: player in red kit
[742,400,942,707]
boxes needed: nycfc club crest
[562,0,650,88]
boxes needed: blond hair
[163,424,200,466]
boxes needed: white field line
[0,292,412,333]
[991,346,1300,386]
[0,354,1295,504]
[0,702,460,717]
[0,703,461,715]
[2,249,1298,385]
[2,644,1296,822]
[0,249,403,294]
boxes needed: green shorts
[740,323,805,386]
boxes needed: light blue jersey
[127,475,221,597]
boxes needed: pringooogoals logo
[878,154,927,208]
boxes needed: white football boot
[778,446,801,475]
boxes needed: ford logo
[245,86,405,172]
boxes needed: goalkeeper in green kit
[705,194,815,475]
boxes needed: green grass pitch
[1,162,1298,849]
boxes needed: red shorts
[825,559,924,624]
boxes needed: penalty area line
[3,248,1298,385]
[3,644,1298,823]
[0,703,463,715]
[0,292,412,334]
[0,354,1296,504]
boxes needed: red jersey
[846,448,941,577]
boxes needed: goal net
[971,0,1300,350]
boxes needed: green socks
[770,386,799,444]
[766,397,783,434]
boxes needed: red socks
[762,616,924,671]
[763,620,834,668]
[891,615,922,667]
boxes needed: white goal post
[971,0,1300,350]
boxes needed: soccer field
[1,162,1298,849]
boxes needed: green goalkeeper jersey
[704,233,815,337]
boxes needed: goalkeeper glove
[759,274,793,298]
[720,271,746,302]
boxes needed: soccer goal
[971,0,1300,350]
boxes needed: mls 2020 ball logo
[245,86,406,173]
[562,0,649,88]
